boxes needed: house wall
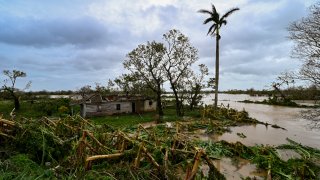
[101,102,132,114]
[84,101,132,117]
[132,101,144,113]
[144,100,157,112]
[80,99,157,118]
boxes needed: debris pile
[0,107,319,179]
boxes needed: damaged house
[71,94,157,118]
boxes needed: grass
[0,154,50,180]
[91,112,155,128]
[0,98,71,119]
[90,107,201,128]
[0,99,201,128]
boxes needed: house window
[149,101,153,106]
[116,104,121,110]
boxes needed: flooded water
[202,93,320,149]
[212,158,266,180]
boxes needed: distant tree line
[223,85,320,100]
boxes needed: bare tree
[124,41,166,118]
[299,62,320,87]
[77,85,93,98]
[271,72,295,101]
[2,70,31,110]
[162,29,198,116]
[94,82,109,95]
[287,2,320,128]
[288,3,320,86]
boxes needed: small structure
[70,94,157,118]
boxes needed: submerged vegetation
[239,98,319,108]
[1,106,318,179]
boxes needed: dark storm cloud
[0,16,120,48]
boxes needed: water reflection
[202,94,320,148]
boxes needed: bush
[0,154,54,179]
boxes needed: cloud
[0,0,316,91]
[192,0,313,90]
[0,16,121,48]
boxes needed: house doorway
[132,102,136,113]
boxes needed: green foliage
[240,98,319,108]
[13,118,76,164]
[267,97,299,107]
[0,154,54,180]
[91,106,200,128]
[201,106,258,124]
[196,139,320,179]
[58,105,69,115]
[196,141,233,158]
[92,113,155,128]
[0,98,71,119]
[248,140,320,179]
[223,86,320,101]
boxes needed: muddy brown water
[197,94,320,179]
[202,93,320,149]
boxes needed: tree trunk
[14,96,20,111]
[190,100,194,111]
[272,84,287,101]
[156,91,164,117]
[190,93,197,111]
[172,87,183,117]
[214,30,220,108]
[175,97,182,117]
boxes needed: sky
[0,0,317,91]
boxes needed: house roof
[70,94,153,105]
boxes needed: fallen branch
[86,153,124,162]
[85,153,124,170]
[0,118,15,126]
[186,148,204,180]
[0,132,15,139]
[85,130,113,152]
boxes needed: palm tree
[198,4,239,108]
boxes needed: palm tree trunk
[214,30,220,108]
